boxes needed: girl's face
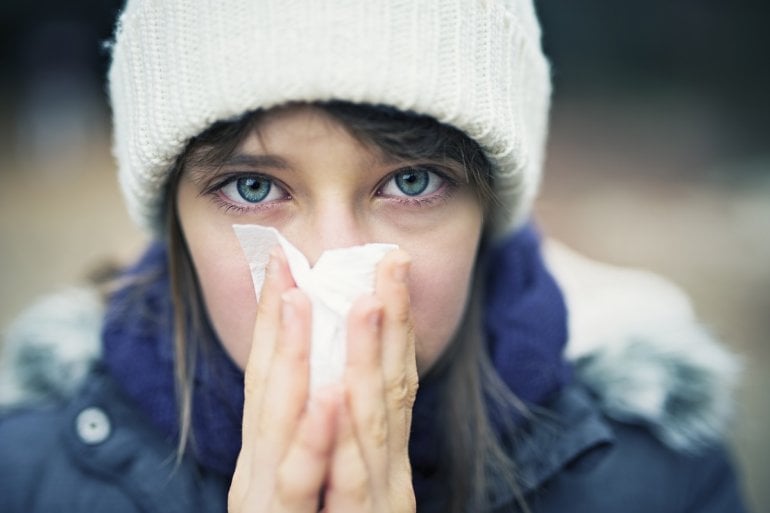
[176,105,484,373]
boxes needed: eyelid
[398,164,459,184]
[203,172,292,212]
[202,171,285,195]
[376,164,457,197]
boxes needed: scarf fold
[102,223,569,496]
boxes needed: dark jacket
[0,244,750,512]
[0,365,746,513]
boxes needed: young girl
[0,1,749,512]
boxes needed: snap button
[76,407,111,445]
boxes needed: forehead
[241,105,386,158]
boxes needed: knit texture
[101,224,570,501]
[108,0,552,237]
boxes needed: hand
[228,247,418,513]
[229,246,337,513]
[323,249,418,512]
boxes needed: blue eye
[237,177,271,202]
[220,176,284,204]
[380,167,444,198]
[395,169,430,196]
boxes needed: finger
[255,288,313,466]
[375,250,418,450]
[376,250,415,394]
[325,396,374,511]
[344,295,388,486]
[242,246,295,435]
[273,386,340,513]
[346,295,384,369]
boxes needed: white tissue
[233,224,398,390]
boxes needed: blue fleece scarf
[102,224,569,501]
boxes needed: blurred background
[1,1,768,510]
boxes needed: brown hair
[165,101,525,512]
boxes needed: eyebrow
[185,153,290,184]
[220,153,289,169]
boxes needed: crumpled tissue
[233,224,398,390]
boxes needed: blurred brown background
[1,1,768,511]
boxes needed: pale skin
[176,105,485,512]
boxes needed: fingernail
[281,291,295,325]
[267,246,282,276]
[367,308,382,333]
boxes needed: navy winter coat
[0,365,747,512]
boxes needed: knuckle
[385,375,409,408]
[405,371,419,407]
[393,307,411,326]
[386,371,418,410]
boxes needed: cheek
[409,251,476,373]
[404,225,481,373]
[178,197,258,368]
[190,240,257,368]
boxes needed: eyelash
[203,166,458,214]
[377,166,458,205]
[202,173,289,214]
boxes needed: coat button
[76,407,112,445]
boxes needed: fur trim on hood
[0,287,103,406]
[0,242,741,454]
[544,240,741,452]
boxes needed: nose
[291,203,368,266]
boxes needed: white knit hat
[108,0,551,237]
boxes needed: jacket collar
[487,384,614,508]
[61,365,229,513]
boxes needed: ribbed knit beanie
[108,0,552,237]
